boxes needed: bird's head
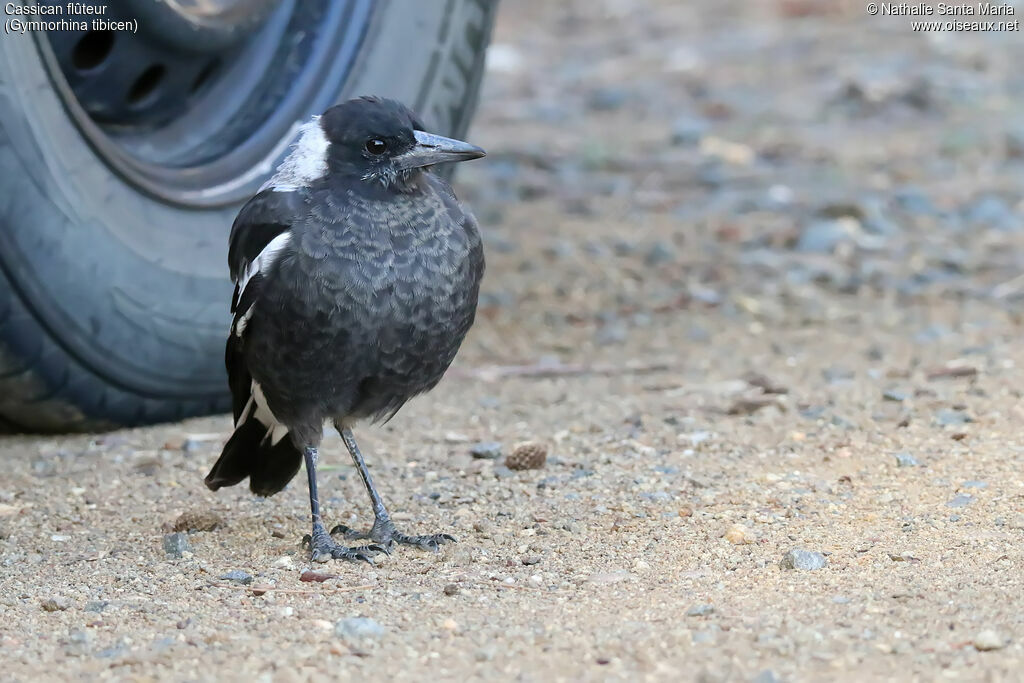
[303,96,486,189]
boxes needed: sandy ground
[4,1,1024,681]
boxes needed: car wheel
[0,0,497,431]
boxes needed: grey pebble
[594,320,628,346]
[443,584,460,596]
[796,219,857,254]
[41,597,71,612]
[334,617,386,642]
[964,195,1021,232]
[883,389,909,402]
[947,493,974,508]
[780,549,827,570]
[670,116,709,146]
[469,442,503,460]
[692,630,716,645]
[644,241,676,267]
[219,570,253,585]
[521,554,542,566]
[961,480,988,489]
[686,603,715,617]
[935,409,972,426]
[586,87,629,112]
[162,532,191,558]
[752,670,783,683]
[84,600,109,613]
[894,452,920,468]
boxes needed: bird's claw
[330,522,456,553]
[302,530,386,564]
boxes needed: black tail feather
[205,407,303,497]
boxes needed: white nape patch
[237,231,292,301]
[259,115,329,192]
[252,381,289,446]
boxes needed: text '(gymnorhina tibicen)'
[205,96,486,562]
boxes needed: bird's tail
[205,389,303,497]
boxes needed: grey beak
[394,130,486,170]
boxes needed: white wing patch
[259,115,329,193]
[236,229,291,300]
[252,382,289,446]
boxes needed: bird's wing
[227,189,306,311]
[225,189,304,422]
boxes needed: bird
[203,96,486,562]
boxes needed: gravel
[3,0,1024,680]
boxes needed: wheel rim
[37,0,377,208]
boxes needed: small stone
[935,409,972,426]
[162,532,191,558]
[334,617,386,643]
[670,116,709,146]
[443,583,460,596]
[586,87,628,112]
[946,493,974,509]
[882,389,909,402]
[441,618,459,632]
[644,241,676,267]
[723,523,756,545]
[961,480,988,489]
[686,604,714,617]
[272,556,296,570]
[973,630,1006,651]
[181,439,202,454]
[469,442,503,460]
[41,597,70,612]
[780,549,827,570]
[84,600,108,613]
[219,570,253,585]
[796,218,860,253]
[521,554,542,566]
[692,630,716,645]
[752,670,783,683]
[505,442,547,471]
[594,320,628,346]
[894,452,919,467]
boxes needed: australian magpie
[204,96,486,562]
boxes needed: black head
[318,96,485,185]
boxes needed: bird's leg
[329,427,456,552]
[301,445,385,562]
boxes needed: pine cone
[505,441,547,470]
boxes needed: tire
[0,0,497,432]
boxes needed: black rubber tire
[0,0,497,432]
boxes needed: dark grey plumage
[205,96,485,561]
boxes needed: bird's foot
[330,517,455,553]
[302,525,386,563]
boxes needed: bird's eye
[365,138,387,155]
